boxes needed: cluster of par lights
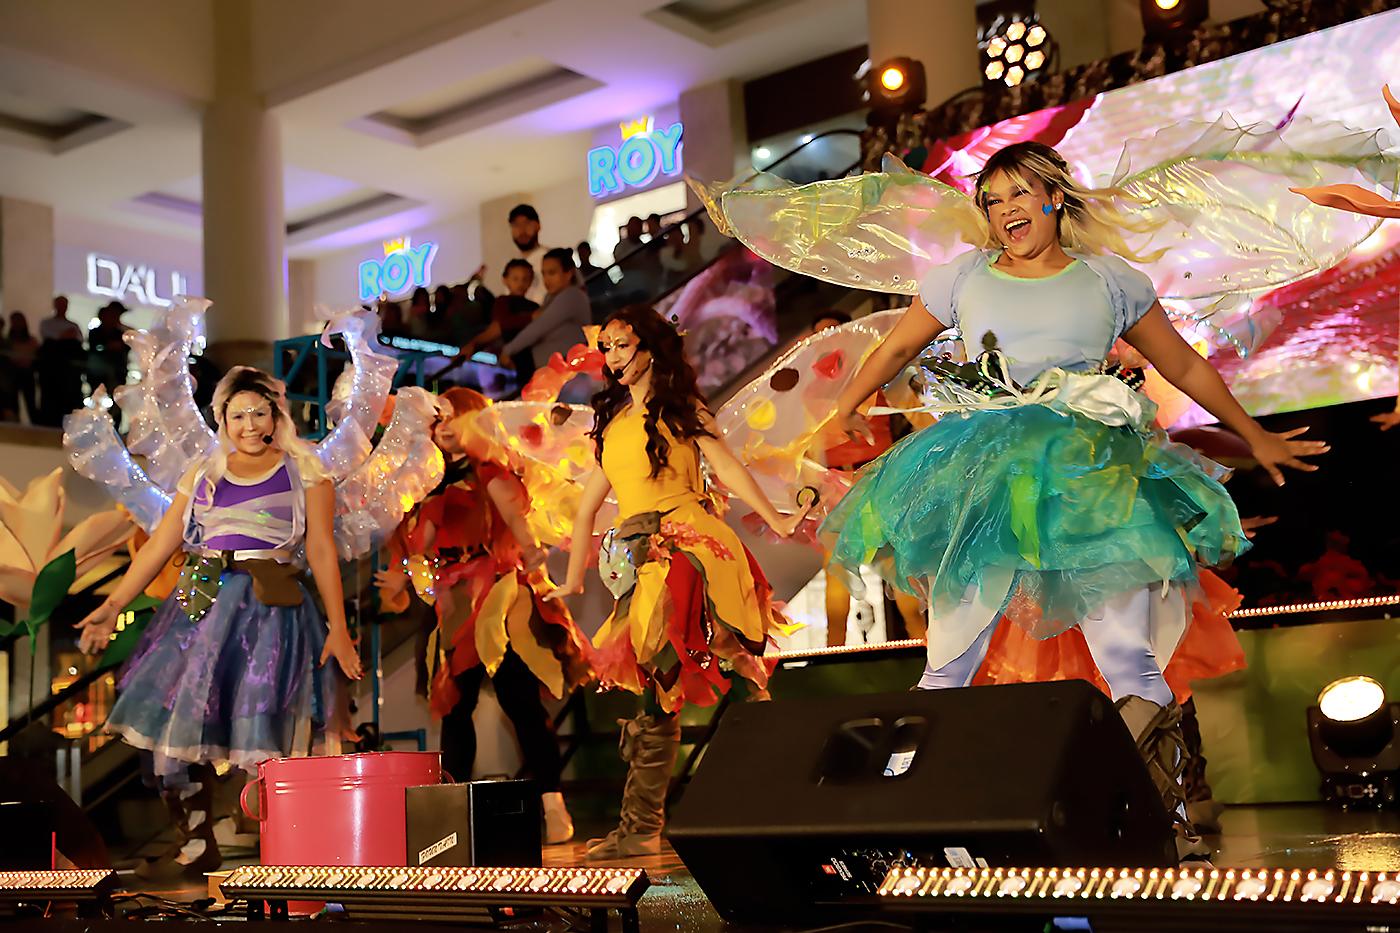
[980,15,1050,88]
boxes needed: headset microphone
[262,434,274,445]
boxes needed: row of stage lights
[865,0,1211,119]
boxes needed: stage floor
[98,803,1400,931]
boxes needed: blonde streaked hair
[971,141,1163,263]
[207,366,326,488]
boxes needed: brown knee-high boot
[585,714,681,861]
[1115,696,1211,863]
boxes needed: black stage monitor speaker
[667,681,1175,924]
[405,780,541,869]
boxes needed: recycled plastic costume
[379,387,592,845]
[698,112,1398,857]
[66,303,442,872]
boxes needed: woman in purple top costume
[76,367,362,871]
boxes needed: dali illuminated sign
[86,254,189,309]
[358,237,438,302]
[587,115,684,199]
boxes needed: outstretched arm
[695,411,810,537]
[76,490,188,654]
[833,298,947,439]
[486,474,546,570]
[549,468,612,598]
[1124,304,1328,485]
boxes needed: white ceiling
[0,0,869,258]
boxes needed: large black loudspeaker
[668,681,1175,924]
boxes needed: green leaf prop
[0,550,77,650]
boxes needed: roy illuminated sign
[86,254,189,309]
[358,237,438,302]
[587,116,684,199]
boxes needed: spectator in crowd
[686,215,723,264]
[501,248,593,403]
[447,276,489,346]
[458,258,541,384]
[0,311,38,423]
[659,225,689,288]
[87,301,131,399]
[644,213,664,243]
[378,299,409,339]
[36,295,84,426]
[406,287,432,339]
[577,240,610,306]
[620,215,662,298]
[509,204,550,303]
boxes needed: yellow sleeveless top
[600,405,705,519]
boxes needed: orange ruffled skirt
[972,570,1245,703]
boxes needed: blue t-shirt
[918,249,1158,385]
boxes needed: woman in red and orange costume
[379,386,591,846]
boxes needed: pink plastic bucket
[241,752,446,868]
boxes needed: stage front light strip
[878,866,1400,927]
[1230,595,1400,619]
[775,638,924,661]
[0,870,117,901]
[219,864,648,908]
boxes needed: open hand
[837,411,875,445]
[321,627,364,680]
[374,567,407,592]
[76,603,120,655]
[1250,426,1327,486]
[1240,515,1278,539]
[522,545,548,572]
[544,580,584,601]
[1371,410,1400,432]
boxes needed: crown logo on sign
[382,237,409,256]
[618,116,653,140]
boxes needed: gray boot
[1115,696,1211,863]
[585,714,680,861]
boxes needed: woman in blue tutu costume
[76,366,363,871]
[822,143,1326,857]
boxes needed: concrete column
[201,0,287,368]
[678,80,747,211]
[287,258,317,337]
[866,0,980,110]
[0,197,56,332]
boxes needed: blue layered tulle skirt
[107,572,330,777]
[820,400,1250,640]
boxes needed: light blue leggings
[916,587,1174,707]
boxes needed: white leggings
[916,587,1175,707]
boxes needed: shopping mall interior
[2,0,1400,930]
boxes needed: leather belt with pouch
[176,548,305,623]
[597,510,672,600]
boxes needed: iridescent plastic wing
[313,308,399,480]
[714,309,905,515]
[333,386,445,561]
[691,157,981,295]
[701,113,1400,357]
[116,297,219,491]
[485,401,617,544]
[1104,114,1400,351]
[62,389,171,533]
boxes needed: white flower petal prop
[0,467,132,609]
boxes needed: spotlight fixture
[1308,675,1400,808]
[1140,0,1208,41]
[866,56,926,121]
[979,12,1052,89]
